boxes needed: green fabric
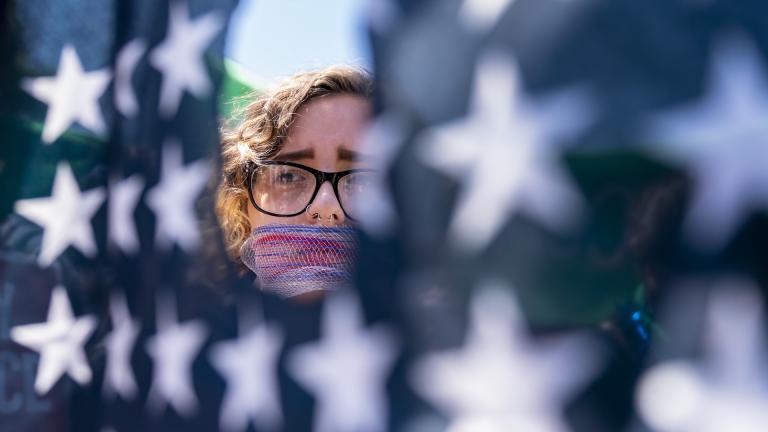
[218,59,263,122]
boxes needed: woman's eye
[275,171,306,184]
[277,173,294,182]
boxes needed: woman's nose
[305,181,345,226]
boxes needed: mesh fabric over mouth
[240,224,358,298]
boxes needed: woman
[217,66,375,301]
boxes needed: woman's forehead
[283,94,371,152]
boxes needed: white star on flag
[146,139,211,253]
[22,44,111,144]
[287,290,399,432]
[417,51,592,253]
[115,39,147,117]
[210,315,284,432]
[410,280,601,432]
[10,285,97,395]
[14,162,105,267]
[149,0,224,117]
[103,290,140,400]
[146,291,208,418]
[108,174,144,255]
[459,0,515,32]
[637,279,768,432]
[645,35,768,252]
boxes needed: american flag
[2,0,768,431]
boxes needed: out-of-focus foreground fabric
[3,0,768,432]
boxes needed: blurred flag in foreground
[2,0,768,431]
[0,0,239,430]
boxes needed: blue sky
[225,0,373,85]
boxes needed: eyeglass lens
[251,164,377,219]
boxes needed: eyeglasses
[245,160,379,221]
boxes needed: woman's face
[246,94,372,229]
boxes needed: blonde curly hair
[216,65,374,267]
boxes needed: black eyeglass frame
[244,160,377,220]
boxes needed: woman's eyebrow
[275,148,314,161]
[338,147,373,161]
